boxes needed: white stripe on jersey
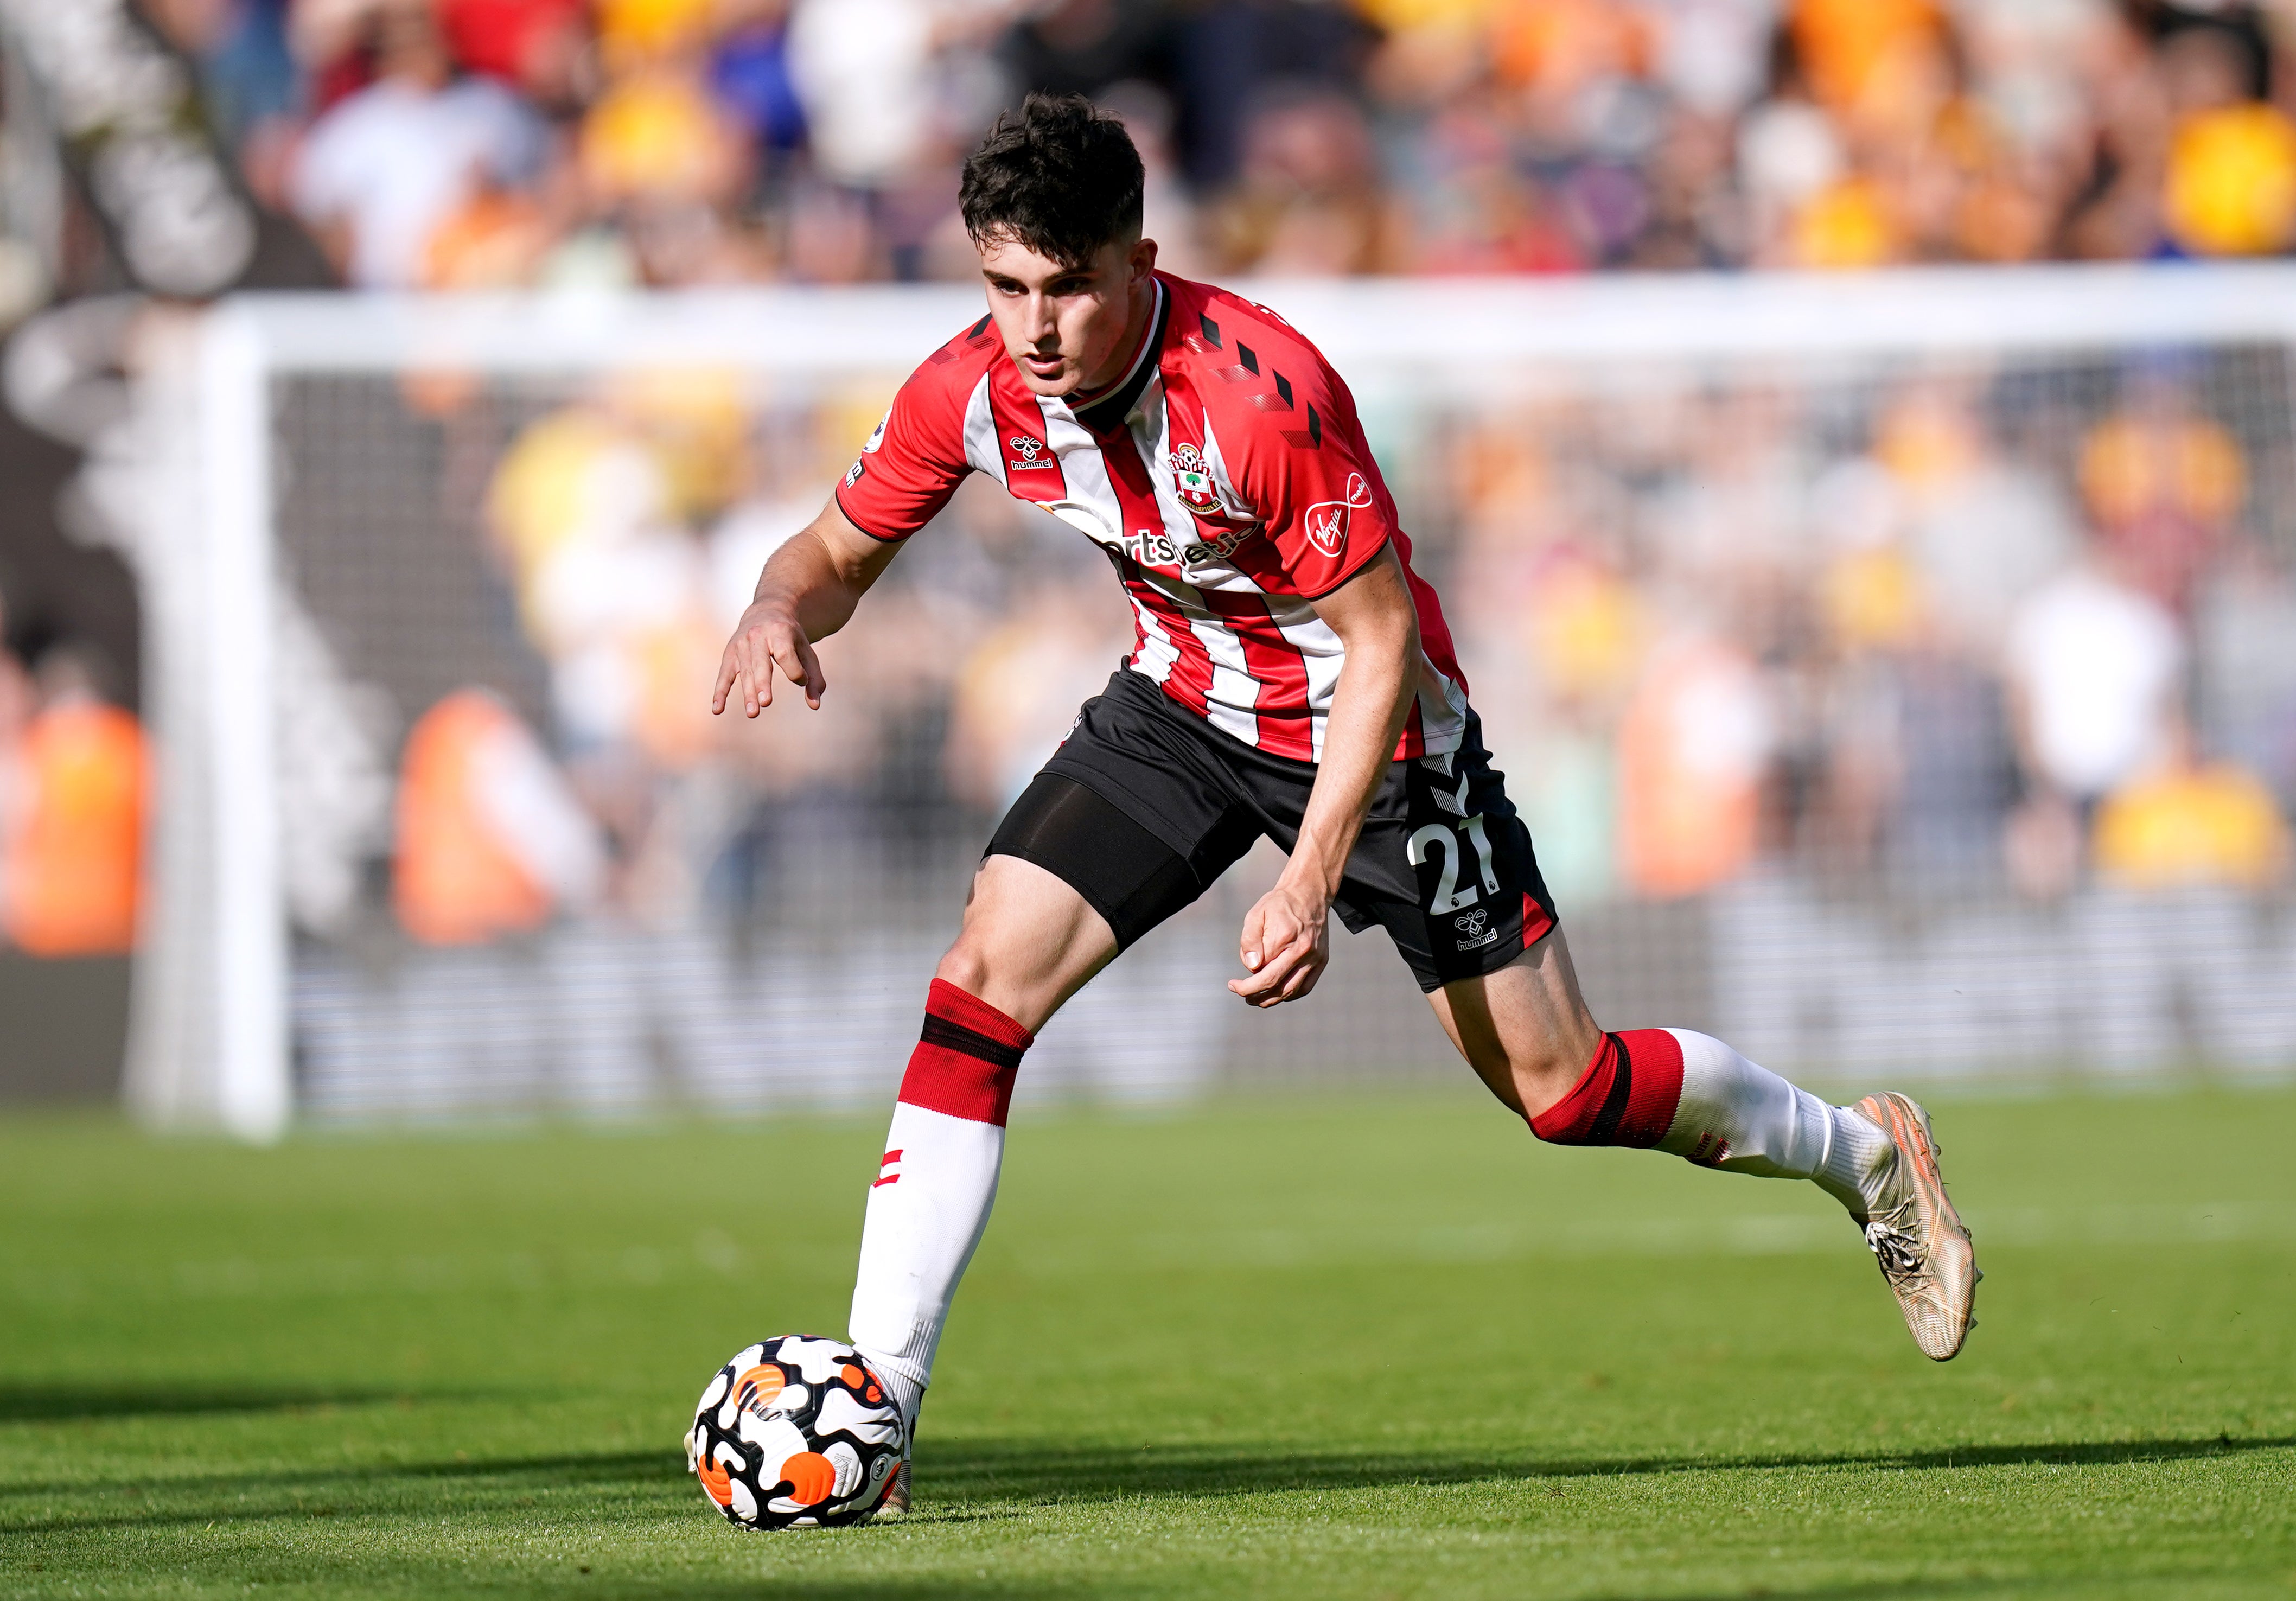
[1035,396,1121,546]
[960,375,1004,487]
[1185,591,1262,748]
[1126,588,1182,685]
[1270,597,1347,761]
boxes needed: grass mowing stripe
[7,1201,2290,1313]
[0,1086,2289,1598]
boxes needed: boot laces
[1864,1219,1924,1281]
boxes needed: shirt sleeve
[1223,377,1393,599]
[832,360,973,542]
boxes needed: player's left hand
[1229,878,1331,1007]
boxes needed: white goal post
[135,263,2296,1139]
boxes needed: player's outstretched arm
[1230,546,1419,1007]
[712,495,901,718]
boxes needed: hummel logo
[1452,907,1497,951]
[1007,433,1055,470]
[872,1149,903,1188]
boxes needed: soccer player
[711,93,1977,1512]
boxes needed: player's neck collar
[1070,278,1168,435]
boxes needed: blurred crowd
[1442,352,2296,910]
[123,0,2296,292]
[374,367,1129,945]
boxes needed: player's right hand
[1229,877,1331,1007]
[712,601,826,717]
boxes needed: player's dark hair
[960,92,1145,268]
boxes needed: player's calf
[1528,1028,1893,1215]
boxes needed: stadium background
[8,0,2296,1124]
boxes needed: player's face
[977,232,1158,397]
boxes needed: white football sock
[846,977,1033,1440]
[849,1102,1004,1435]
[1820,1100,1898,1217]
[1655,1029,1895,1214]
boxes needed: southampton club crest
[1170,443,1221,513]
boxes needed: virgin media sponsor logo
[1304,473,1373,558]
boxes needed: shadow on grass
[0,1449,677,1511]
[0,1382,463,1424]
[7,1571,1094,1601]
[914,1431,2296,1501]
[4,1432,2289,1538]
[1662,1581,2258,1601]
[564,1577,2212,1601]
[571,1576,1106,1601]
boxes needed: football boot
[878,1459,911,1517]
[1852,1092,1980,1361]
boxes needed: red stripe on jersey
[986,371,1065,502]
[1199,590,1313,760]
[1115,582,1153,673]
[1102,433,1217,716]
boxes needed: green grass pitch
[1,1083,2291,1599]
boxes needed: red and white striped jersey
[835,272,1471,762]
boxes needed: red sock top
[1528,1028,1683,1147]
[897,980,1035,1125]
[924,978,1035,1050]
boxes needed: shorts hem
[1406,904,1560,993]
[982,834,1147,951]
[1037,752,1208,868]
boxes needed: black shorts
[985,670,1558,992]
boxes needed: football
[685,1336,908,1529]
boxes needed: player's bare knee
[933,939,994,999]
[932,918,1056,1026]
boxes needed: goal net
[127,266,2296,1137]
